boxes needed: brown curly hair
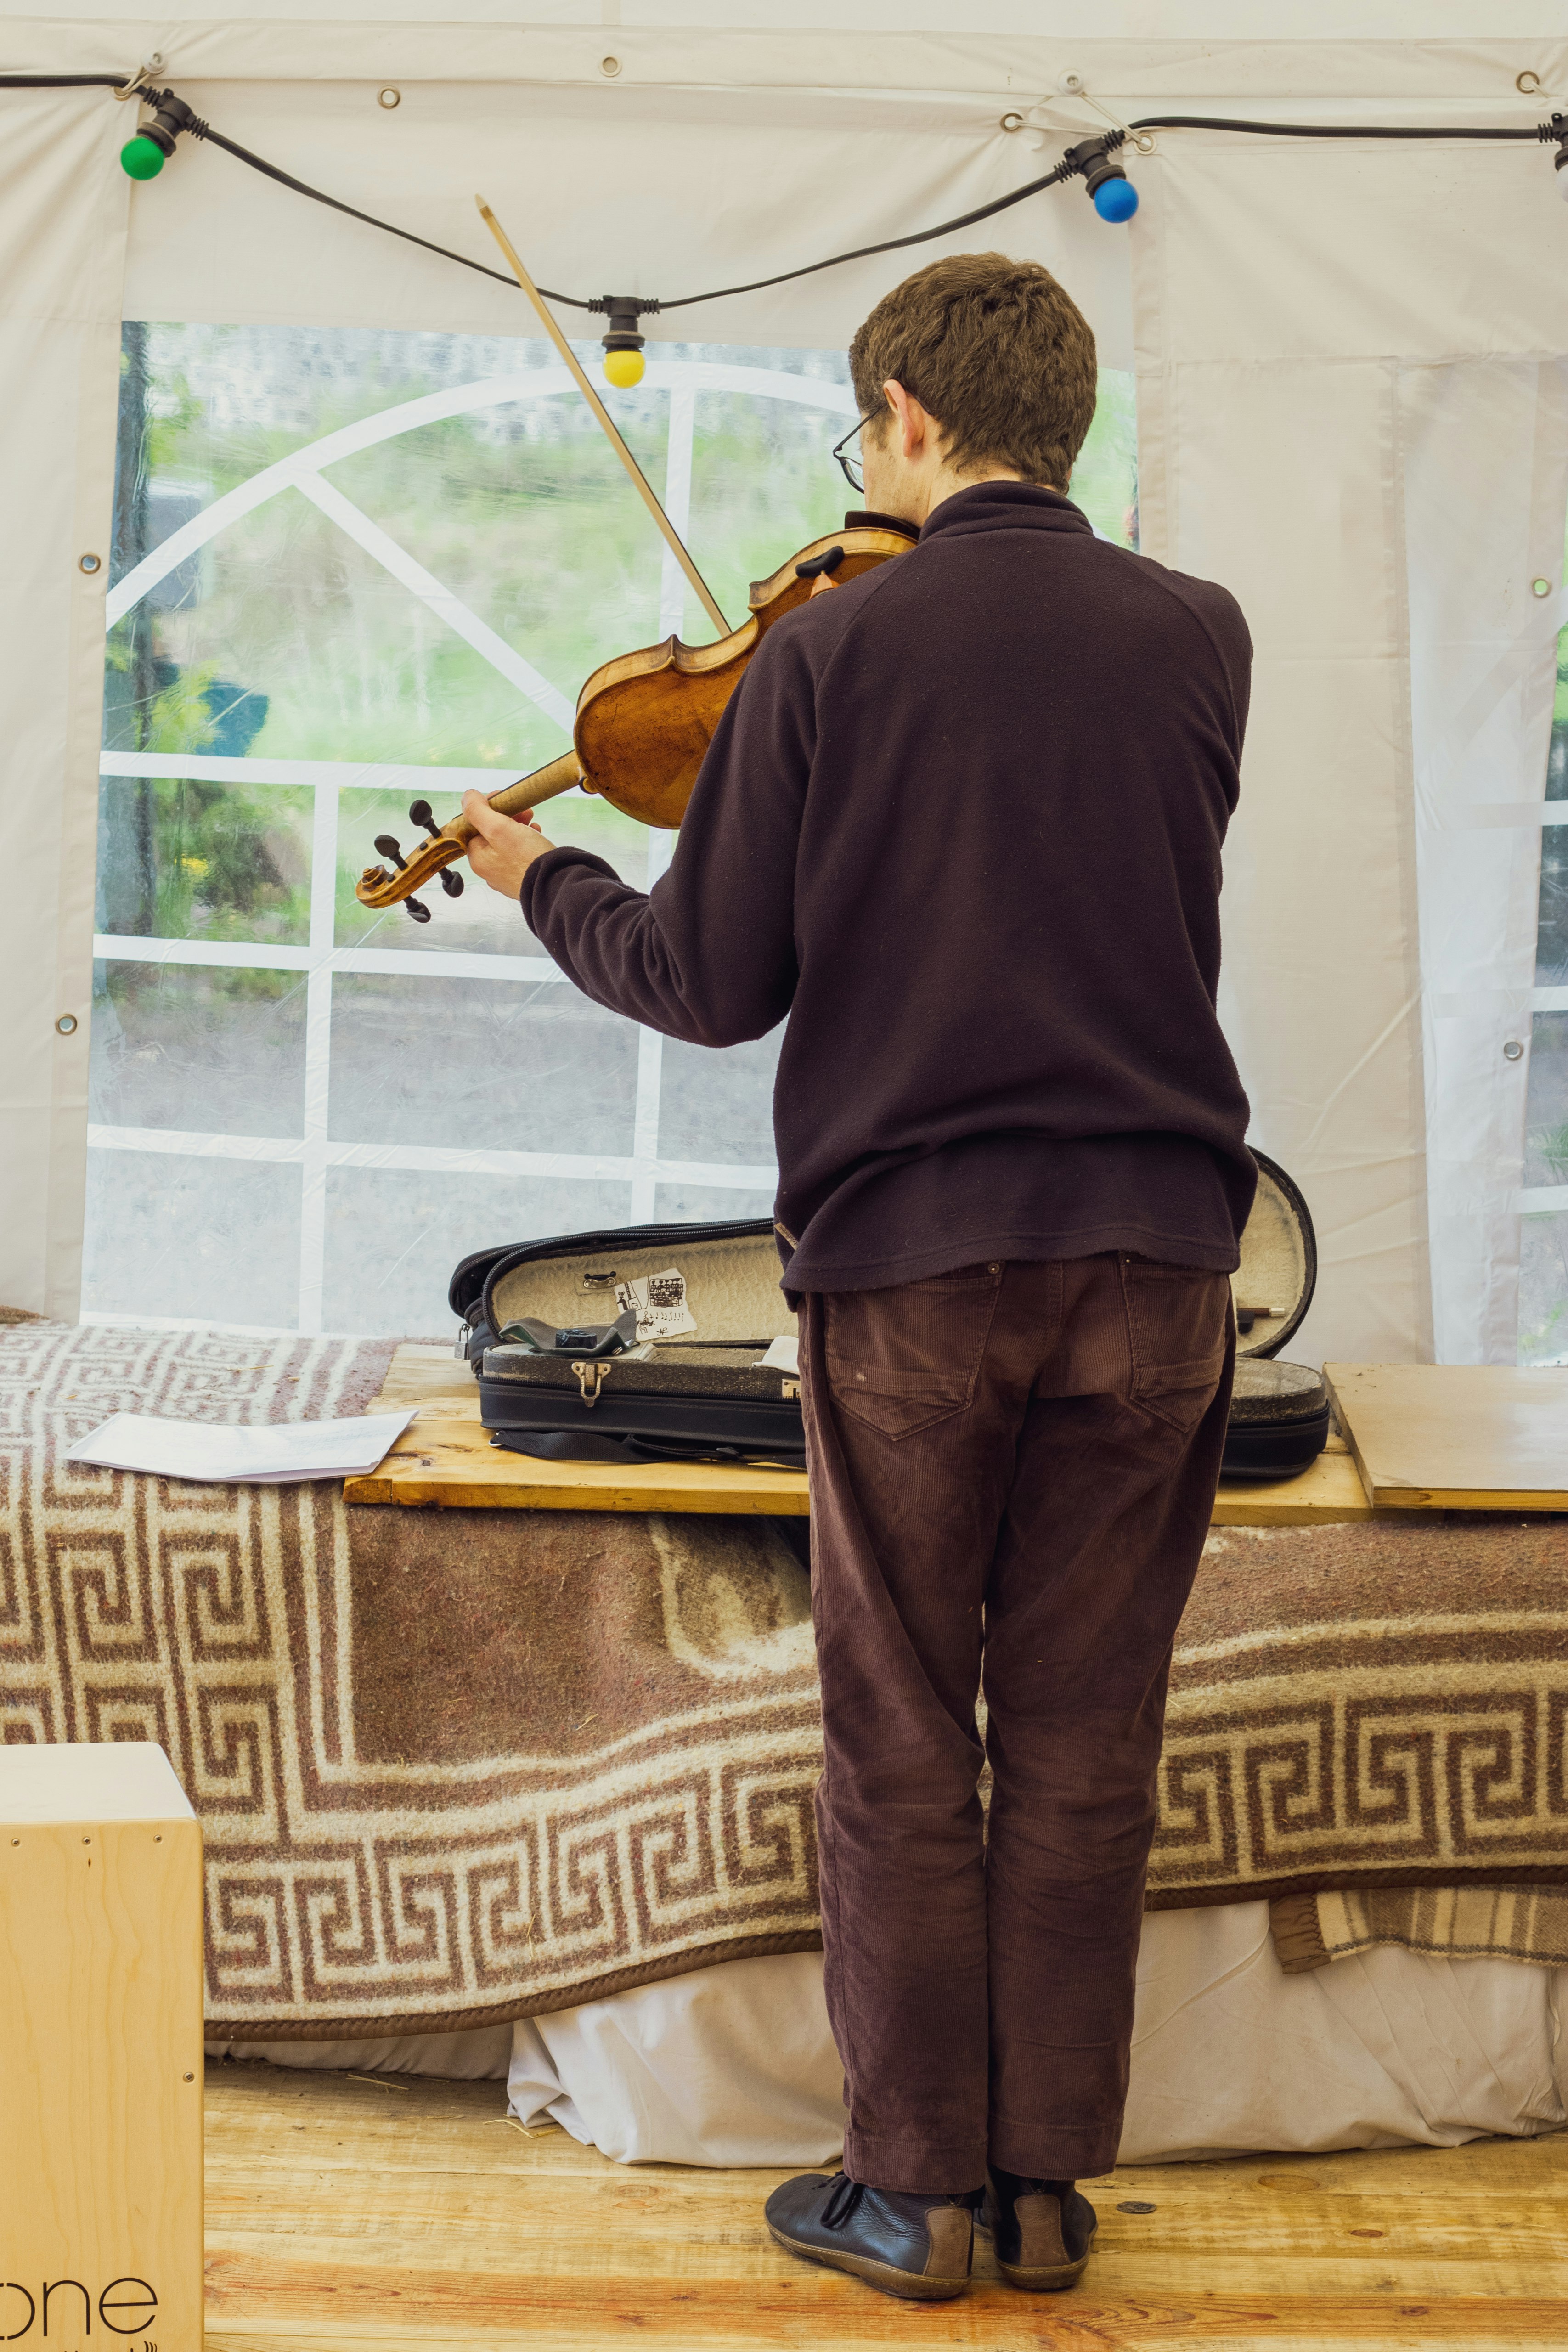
[849,251,1098,489]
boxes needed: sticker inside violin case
[449,1149,1326,1479]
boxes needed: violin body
[575,524,914,830]
[356,523,914,913]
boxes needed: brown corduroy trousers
[799,1252,1235,2194]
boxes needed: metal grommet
[999,111,1025,132]
[55,1014,79,1035]
[1503,1038,1525,1061]
[1533,577,1553,598]
[1518,70,1543,95]
[79,552,102,574]
[600,54,622,77]
[988,1262,1002,1275]
[378,86,400,108]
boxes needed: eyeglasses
[832,407,886,496]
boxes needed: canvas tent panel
[1133,131,1568,1364]
[0,90,128,1322]
[1401,360,1568,1365]
[3,23,1568,1358]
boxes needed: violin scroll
[355,749,586,914]
[358,826,467,921]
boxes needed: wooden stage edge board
[346,1410,812,1514]
[349,1346,1375,1522]
[1325,1361,1568,1514]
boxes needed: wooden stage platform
[228,1352,1568,2342]
[203,2062,1568,2349]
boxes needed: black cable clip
[1541,112,1568,194]
[120,86,209,180]
[582,294,661,385]
[1062,131,1139,223]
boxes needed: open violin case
[448,1150,1329,1482]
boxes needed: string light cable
[3,70,1566,384]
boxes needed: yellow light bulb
[603,347,646,389]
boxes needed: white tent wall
[0,87,127,1321]
[1402,362,1568,1365]
[1133,131,1568,1362]
[2,18,1567,1356]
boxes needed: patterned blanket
[1150,1518,1568,1910]
[4,1325,1566,2037]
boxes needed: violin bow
[475,196,729,635]
[357,202,732,920]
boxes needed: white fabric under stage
[211,1902,1568,2170]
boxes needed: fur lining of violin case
[448,1151,1326,1479]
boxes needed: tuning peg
[440,869,464,897]
[405,896,432,924]
[409,799,440,838]
[373,834,406,868]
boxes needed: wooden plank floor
[203,2061,1568,2349]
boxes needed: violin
[355,519,915,919]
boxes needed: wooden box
[0,1743,203,2349]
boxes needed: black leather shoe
[981,2170,1097,2290]
[765,2171,975,2301]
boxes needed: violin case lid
[450,1147,1327,1481]
[1226,1150,1329,1478]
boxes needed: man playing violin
[464,251,1253,2305]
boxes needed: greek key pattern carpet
[4,1323,1566,2033]
[0,1323,821,2036]
[1148,1518,1568,1910]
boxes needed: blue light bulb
[1093,177,1139,223]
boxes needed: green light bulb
[120,136,166,181]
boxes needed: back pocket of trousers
[823,1265,1001,1442]
[1120,1260,1230,1434]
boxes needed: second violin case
[449,1150,1329,1480]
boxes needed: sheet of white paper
[761,1336,800,1373]
[65,1410,417,1485]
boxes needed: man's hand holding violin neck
[463,790,558,900]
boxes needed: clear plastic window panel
[90,322,1137,1334]
[1520,508,1568,1363]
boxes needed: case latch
[780,1378,800,1400]
[572,1359,609,1406]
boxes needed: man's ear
[882,380,926,463]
